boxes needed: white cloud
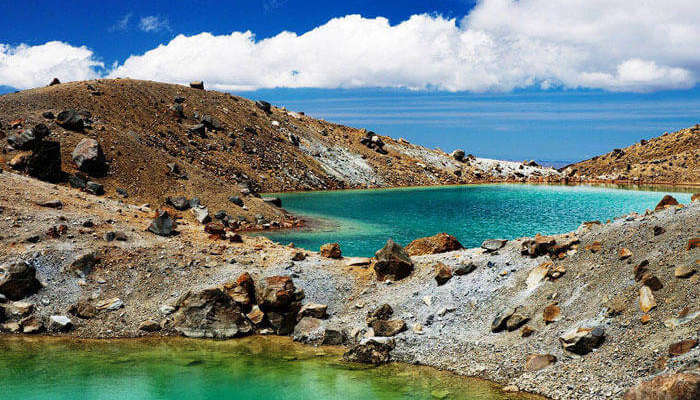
[0,41,103,89]
[110,13,131,32]
[2,1,699,92]
[139,16,170,33]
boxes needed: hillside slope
[0,79,561,227]
[563,125,700,186]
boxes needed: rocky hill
[0,79,561,229]
[563,125,700,186]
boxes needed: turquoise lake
[0,337,539,400]
[263,184,693,257]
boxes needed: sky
[1,0,698,163]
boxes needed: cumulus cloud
[0,41,103,89]
[2,1,699,92]
[139,16,171,33]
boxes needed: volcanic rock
[0,262,42,301]
[405,233,463,256]
[373,239,414,281]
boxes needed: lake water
[0,337,539,400]
[263,184,693,257]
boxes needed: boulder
[148,210,176,236]
[258,275,298,311]
[641,273,663,291]
[72,139,106,176]
[27,140,62,182]
[228,196,244,206]
[0,262,42,301]
[505,312,530,331]
[48,315,73,332]
[223,272,255,307]
[343,339,393,365]
[56,110,85,131]
[320,243,342,259]
[559,325,605,355]
[49,77,61,85]
[434,263,452,286]
[293,317,345,345]
[67,301,97,319]
[481,239,507,252]
[246,305,265,326]
[189,81,204,89]
[655,195,679,211]
[451,149,465,161]
[454,262,477,275]
[521,234,556,257]
[668,339,698,357]
[139,320,161,332]
[373,239,414,281]
[172,288,251,338]
[200,115,222,130]
[405,233,463,256]
[68,252,100,278]
[370,319,407,337]
[85,181,104,195]
[366,304,393,325]
[491,306,518,333]
[7,124,48,150]
[298,303,328,320]
[3,301,34,318]
[623,372,700,400]
[525,354,557,371]
[187,124,206,137]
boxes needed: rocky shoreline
[1,169,698,399]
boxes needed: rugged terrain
[0,169,698,399]
[0,79,562,230]
[563,125,700,186]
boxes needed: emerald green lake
[0,337,538,400]
[264,184,693,257]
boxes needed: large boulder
[655,195,679,211]
[451,149,465,162]
[0,262,42,301]
[27,140,62,182]
[293,316,345,345]
[320,243,342,259]
[559,324,605,355]
[405,233,463,256]
[72,138,106,176]
[373,239,414,281]
[223,272,255,307]
[370,319,406,337]
[481,239,508,252]
[56,110,85,131]
[189,81,204,89]
[171,288,251,338]
[343,339,394,365]
[366,304,393,325]
[7,124,49,150]
[48,315,73,332]
[623,372,700,400]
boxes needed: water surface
[0,336,538,400]
[263,184,693,257]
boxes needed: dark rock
[68,252,100,277]
[521,234,556,257]
[214,210,227,220]
[204,222,225,236]
[255,100,271,113]
[56,110,85,131]
[85,181,104,195]
[104,231,127,242]
[174,96,186,103]
[343,340,393,365]
[405,233,463,256]
[623,372,700,400]
[68,173,87,189]
[27,140,62,183]
[653,226,666,236]
[166,196,190,211]
[373,239,413,281]
[201,115,222,130]
[454,262,477,275]
[189,81,204,89]
[169,104,184,117]
[171,288,251,338]
[7,124,49,150]
[668,339,698,357]
[451,149,465,161]
[49,78,61,86]
[148,210,176,236]
[72,138,106,176]
[139,320,161,332]
[0,262,42,301]
[67,301,97,319]
[559,325,605,355]
[116,188,128,198]
[491,306,517,333]
[228,196,244,206]
[37,199,63,209]
[291,252,306,261]
[187,124,206,137]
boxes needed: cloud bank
[2,0,699,92]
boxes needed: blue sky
[1,0,698,163]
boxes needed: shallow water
[263,184,693,257]
[0,336,539,400]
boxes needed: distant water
[0,337,538,400]
[263,184,693,257]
